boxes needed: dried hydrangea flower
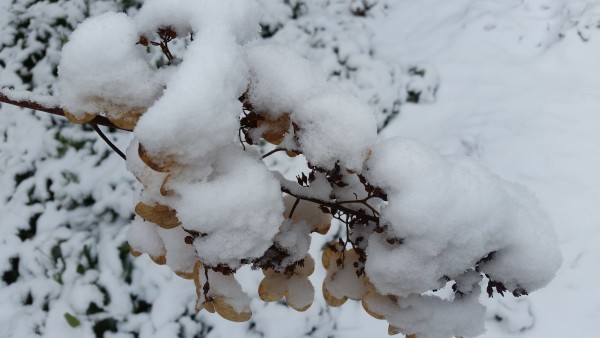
[258,255,315,311]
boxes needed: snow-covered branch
[1,1,562,337]
[0,88,121,129]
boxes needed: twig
[288,198,300,219]
[336,198,380,216]
[281,186,379,224]
[203,266,211,300]
[262,148,286,159]
[0,90,124,130]
[90,123,126,160]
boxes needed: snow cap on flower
[58,12,163,130]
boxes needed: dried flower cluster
[44,1,561,337]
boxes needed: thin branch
[336,198,380,216]
[238,128,246,150]
[281,186,379,224]
[160,41,174,61]
[90,123,126,160]
[262,148,286,159]
[0,90,124,130]
[288,198,300,219]
[203,266,211,300]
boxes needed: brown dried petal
[322,281,348,307]
[138,143,177,173]
[150,255,166,265]
[284,276,314,312]
[361,291,389,320]
[388,325,401,336]
[135,202,180,229]
[160,174,175,196]
[361,287,398,321]
[313,222,331,235]
[321,243,338,269]
[175,269,196,280]
[258,275,287,302]
[364,148,372,161]
[64,110,98,124]
[262,131,285,145]
[129,245,142,257]
[295,255,315,276]
[362,298,386,320]
[259,113,291,145]
[286,150,300,157]
[129,244,166,266]
[212,298,252,322]
[105,109,142,131]
[196,299,215,313]
[193,261,204,296]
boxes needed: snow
[2,0,600,337]
[283,195,331,234]
[127,217,165,260]
[273,219,311,267]
[364,137,561,296]
[246,43,329,119]
[58,12,163,128]
[259,255,315,311]
[370,291,486,338]
[0,88,60,108]
[322,248,368,305]
[172,147,284,267]
[134,28,246,165]
[294,92,377,171]
[246,44,378,170]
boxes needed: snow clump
[364,137,562,296]
[58,12,163,129]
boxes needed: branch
[336,197,380,216]
[90,123,126,160]
[281,186,379,224]
[0,89,124,130]
[262,148,286,159]
[1,89,382,225]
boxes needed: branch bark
[0,90,124,130]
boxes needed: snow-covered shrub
[35,1,563,337]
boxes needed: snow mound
[365,138,562,296]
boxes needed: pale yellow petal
[105,109,142,131]
[150,255,166,265]
[322,281,347,307]
[388,325,401,335]
[295,255,315,276]
[135,202,180,229]
[64,110,98,124]
[213,298,252,322]
[138,143,176,173]
[285,276,314,312]
[258,276,287,302]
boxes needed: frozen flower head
[58,0,561,336]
